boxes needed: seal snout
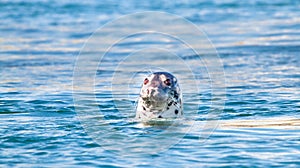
[143,87,168,102]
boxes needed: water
[1,0,300,167]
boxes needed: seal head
[136,72,183,120]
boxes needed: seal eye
[164,79,171,86]
[143,78,149,85]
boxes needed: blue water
[1,0,300,167]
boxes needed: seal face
[136,72,183,120]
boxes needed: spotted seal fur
[136,72,183,120]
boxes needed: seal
[136,72,183,120]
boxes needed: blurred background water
[0,0,300,167]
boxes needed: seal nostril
[151,89,155,95]
[146,88,156,96]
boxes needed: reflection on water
[0,0,299,167]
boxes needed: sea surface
[1,0,300,167]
